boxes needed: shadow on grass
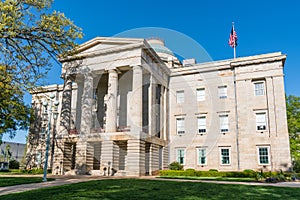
[0,177,55,187]
[1,179,299,200]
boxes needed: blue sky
[3,0,300,143]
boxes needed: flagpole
[233,22,236,59]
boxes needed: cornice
[170,52,286,77]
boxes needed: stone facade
[26,37,291,176]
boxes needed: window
[197,148,207,165]
[197,88,205,101]
[218,86,227,99]
[220,148,230,165]
[219,114,229,132]
[176,118,185,134]
[254,82,265,96]
[197,116,206,133]
[176,90,184,103]
[176,149,185,165]
[256,113,267,131]
[258,147,270,165]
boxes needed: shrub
[168,162,183,170]
[159,169,290,181]
[292,159,300,173]
[160,170,185,176]
[185,169,196,176]
[21,168,51,174]
[9,159,20,169]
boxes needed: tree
[0,0,83,140]
[286,95,300,160]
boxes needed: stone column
[60,76,73,130]
[106,69,118,132]
[76,71,93,174]
[148,75,156,137]
[130,66,143,136]
[163,87,168,140]
[160,86,165,139]
[80,72,94,135]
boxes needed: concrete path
[0,175,106,196]
[1,175,300,196]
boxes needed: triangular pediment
[76,37,145,55]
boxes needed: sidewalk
[0,175,106,196]
[1,175,300,196]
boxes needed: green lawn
[0,177,54,187]
[1,178,300,200]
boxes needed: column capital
[108,69,118,74]
[132,65,142,71]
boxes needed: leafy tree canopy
[0,0,83,140]
[286,95,300,160]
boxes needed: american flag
[228,26,238,48]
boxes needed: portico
[52,37,170,176]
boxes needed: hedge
[159,169,296,179]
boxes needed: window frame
[196,88,205,101]
[197,148,207,165]
[176,90,184,104]
[219,114,229,133]
[257,146,270,165]
[218,85,227,99]
[176,117,185,135]
[256,112,267,131]
[220,147,231,165]
[176,148,185,165]
[254,81,265,96]
[197,115,207,134]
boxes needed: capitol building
[26,37,291,176]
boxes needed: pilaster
[126,139,145,176]
[100,140,114,174]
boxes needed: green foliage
[8,159,19,169]
[292,159,300,172]
[0,0,82,139]
[160,169,294,182]
[21,168,51,174]
[168,161,183,170]
[286,95,300,160]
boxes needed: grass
[0,169,49,175]
[0,177,54,187]
[1,178,300,200]
[0,169,22,175]
[159,176,257,182]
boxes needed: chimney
[183,58,196,67]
